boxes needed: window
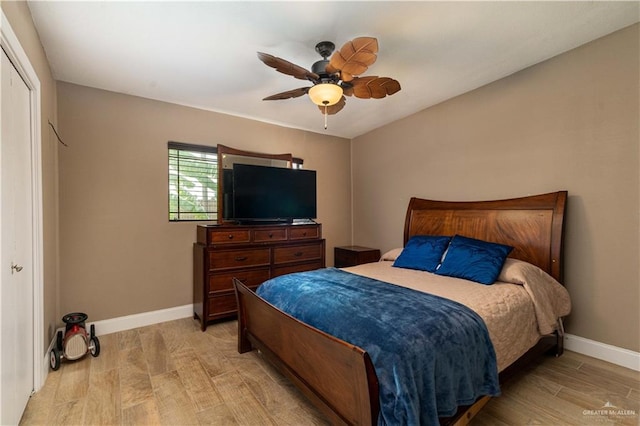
[169,142,218,221]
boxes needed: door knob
[11,262,23,274]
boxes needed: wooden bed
[234,191,568,425]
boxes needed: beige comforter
[342,255,571,372]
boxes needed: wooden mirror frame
[217,145,293,222]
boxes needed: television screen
[231,164,317,221]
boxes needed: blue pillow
[393,235,451,272]
[435,235,513,284]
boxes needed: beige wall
[57,82,351,321]
[352,24,639,352]
[2,2,59,353]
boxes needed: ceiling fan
[258,37,401,129]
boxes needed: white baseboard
[89,304,194,336]
[565,333,640,371]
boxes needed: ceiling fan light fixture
[308,83,343,107]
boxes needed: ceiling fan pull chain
[324,105,328,129]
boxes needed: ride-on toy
[50,312,100,371]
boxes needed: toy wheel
[90,324,96,338]
[62,312,88,325]
[56,330,63,350]
[89,336,100,357]
[50,348,61,371]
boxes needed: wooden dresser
[193,222,325,331]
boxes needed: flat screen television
[230,164,317,222]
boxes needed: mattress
[342,256,571,372]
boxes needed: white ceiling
[28,1,639,139]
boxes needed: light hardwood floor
[20,318,639,425]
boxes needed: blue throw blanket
[257,268,500,425]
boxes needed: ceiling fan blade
[257,52,319,82]
[263,87,310,101]
[350,76,401,99]
[317,96,346,115]
[327,37,378,82]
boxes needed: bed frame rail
[234,279,380,425]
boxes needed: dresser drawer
[273,243,323,264]
[208,229,251,245]
[289,226,319,240]
[253,228,288,243]
[207,293,237,318]
[209,248,270,270]
[208,268,270,293]
[272,261,324,277]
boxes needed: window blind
[168,142,218,221]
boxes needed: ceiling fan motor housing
[313,41,337,80]
[312,59,332,79]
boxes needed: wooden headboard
[403,191,567,283]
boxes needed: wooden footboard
[234,279,380,425]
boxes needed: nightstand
[334,246,381,268]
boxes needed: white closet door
[1,47,34,425]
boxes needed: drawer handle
[302,232,307,236]
[294,251,303,257]
[268,233,273,238]
[235,256,248,262]
[228,234,235,240]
